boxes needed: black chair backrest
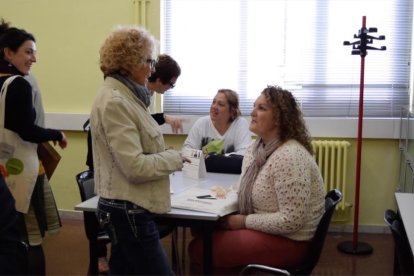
[76,170,96,202]
[75,170,100,241]
[293,189,342,275]
[384,209,414,275]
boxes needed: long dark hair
[0,18,35,59]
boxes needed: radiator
[311,140,351,211]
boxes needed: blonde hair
[99,25,158,76]
[217,89,242,122]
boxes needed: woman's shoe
[98,257,109,274]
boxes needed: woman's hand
[180,153,191,163]
[219,214,246,230]
[57,131,68,149]
[165,115,185,134]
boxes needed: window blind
[161,0,412,117]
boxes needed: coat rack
[337,16,386,255]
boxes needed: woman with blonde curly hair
[189,86,325,274]
[90,25,184,275]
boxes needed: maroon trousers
[188,229,310,274]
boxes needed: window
[161,0,412,117]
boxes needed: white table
[75,171,240,219]
[74,171,240,274]
[395,192,414,251]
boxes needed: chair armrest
[240,264,291,275]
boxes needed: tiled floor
[313,233,394,275]
[43,219,394,275]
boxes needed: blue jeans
[97,197,173,275]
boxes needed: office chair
[384,209,414,275]
[240,189,342,276]
[76,170,180,275]
[240,264,290,275]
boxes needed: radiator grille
[311,140,351,211]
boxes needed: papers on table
[171,187,238,216]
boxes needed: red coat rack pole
[337,15,373,255]
[353,18,365,249]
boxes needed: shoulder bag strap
[0,75,22,128]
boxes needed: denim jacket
[90,77,183,214]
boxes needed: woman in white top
[182,89,252,173]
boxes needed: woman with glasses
[147,54,186,134]
[182,89,252,174]
[90,25,184,275]
[87,53,186,273]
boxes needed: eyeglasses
[146,59,156,68]
[168,82,176,89]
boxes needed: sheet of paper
[171,187,238,216]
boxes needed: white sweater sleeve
[182,116,207,151]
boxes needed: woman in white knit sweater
[189,86,325,274]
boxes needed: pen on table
[196,195,217,200]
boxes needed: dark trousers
[0,240,28,275]
[28,245,45,275]
[97,198,173,275]
[0,174,28,275]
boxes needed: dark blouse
[151,113,166,125]
[0,76,62,143]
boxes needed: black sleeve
[151,113,165,125]
[86,129,94,170]
[82,119,94,170]
[205,154,244,174]
[4,77,62,143]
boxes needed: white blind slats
[162,0,412,117]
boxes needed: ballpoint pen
[196,195,217,200]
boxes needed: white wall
[46,113,400,139]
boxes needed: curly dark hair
[262,85,313,154]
